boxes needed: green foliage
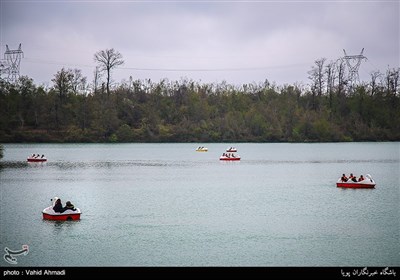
[116,124,133,142]
[0,71,399,143]
[108,133,118,143]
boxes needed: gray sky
[1,0,399,87]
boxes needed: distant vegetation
[0,50,399,143]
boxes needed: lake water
[0,142,399,267]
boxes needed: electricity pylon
[3,43,24,82]
[342,48,366,90]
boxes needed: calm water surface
[0,143,399,266]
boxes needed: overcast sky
[1,0,399,87]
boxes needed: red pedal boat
[42,197,81,221]
[336,174,376,189]
[220,155,241,161]
[27,155,47,162]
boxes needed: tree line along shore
[0,49,399,143]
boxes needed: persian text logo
[3,245,29,265]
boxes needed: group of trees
[0,49,399,143]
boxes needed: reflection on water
[248,159,398,165]
[42,219,81,228]
[0,161,30,169]
[1,158,397,170]
[0,160,201,170]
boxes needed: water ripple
[0,160,202,170]
[247,159,398,165]
[1,158,398,170]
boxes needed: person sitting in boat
[53,198,65,213]
[351,175,358,182]
[358,175,365,182]
[63,201,76,211]
[41,154,45,158]
[341,174,348,182]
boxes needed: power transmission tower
[3,43,24,83]
[342,48,366,90]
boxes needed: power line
[24,57,307,72]
[24,57,93,68]
[118,63,306,72]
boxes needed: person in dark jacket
[64,201,76,211]
[53,198,64,213]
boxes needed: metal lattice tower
[3,43,24,82]
[342,48,366,88]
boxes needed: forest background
[0,49,399,144]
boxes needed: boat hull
[42,205,81,221]
[336,182,375,189]
[43,213,81,221]
[27,158,47,162]
[220,157,240,161]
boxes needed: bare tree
[93,66,102,95]
[325,61,336,110]
[308,58,326,110]
[94,48,124,96]
[71,69,87,95]
[336,59,347,98]
[51,68,74,129]
[52,68,73,103]
[334,59,349,116]
[385,67,399,97]
[369,70,382,96]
